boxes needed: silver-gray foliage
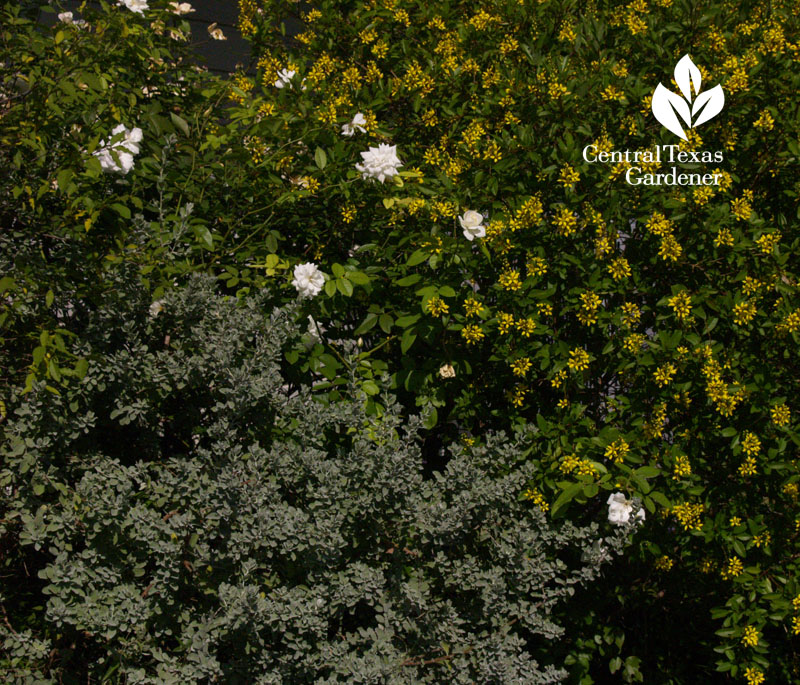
[1,275,628,684]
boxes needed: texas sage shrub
[0,275,628,683]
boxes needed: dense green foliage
[2,0,800,682]
[1,274,626,682]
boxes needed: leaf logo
[651,55,725,140]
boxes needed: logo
[651,55,725,141]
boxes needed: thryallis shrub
[0,276,629,683]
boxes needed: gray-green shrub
[1,276,628,683]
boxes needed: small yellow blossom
[426,297,450,317]
[568,347,590,372]
[720,555,743,579]
[741,625,759,647]
[510,357,532,377]
[461,323,485,345]
[604,438,630,464]
[653,363,677,387]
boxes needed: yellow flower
[729,516,742,527]
[508,384,527,407]
[498,268,522,291]
[553,207,578,236]
[720,555,743,579]
[668,291,692,322]
[516,317,536,337]
[672,502,705,531]
[604,438,630,464]
[497,312,514,334]
[558,164,580,189]
[522,487,549,512]
[463,297,484,318]
[461,324,485,345]
[738,456,757,477]
[510,357,532,377]
[672,454,692,479]
[731,196,752,221]
[732,301,757,326]
[623,333,646,354]
[340,205,356,223]
[568,347,590,372]
[741,431,761,456]
[792,616,800,636]
[608,257,632,281]
[771,404,791,426]
[741,625,759,647]
[753,109,775,131]
[621,301,640,327]
[714,228,735,248]
[658,235,683,262]
[743,667,765,685]
[426,297,450,317]
[557,398,570,410]
[551,369,567,388]
[527,256,548,277]
[653,363,676,387]
[755,231,780,254]
[654,555,674,571]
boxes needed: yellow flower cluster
[672,502,704,531]
[741,625,759,647]
[701,354,744,417]
[604,438,630,464]
[559,453,597,477]
[498,268,522,291]
[753,109,775,131]
[668,290,692,322]
[461,323,485,345]
[497,311,514,334]
[510,357,532,377]
[755,231,780,254]
[672,454,692,480]
[621,301,640,327]
[508,384,526,407]
[426,297,449,317]
[738,456,757,477]
[577,291,602,326]
[623,333,646,354]
[743,667,765,685]
[732,300,757,326]
[654,555,674,572]
[653,363,676,387]
[568,347,590,372]
[463,298,484,317]
[558,164,580,189]
[741,431,761,456]
[553,207,578,236]
[522,487,549,512]
[608,257,631,281]
[771,404,790,426]
[731,196,752,221]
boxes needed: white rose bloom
[355,144,402,183]
[149,300,165,318]
[459,210,486,241]
[438,364,456,379]
[607,492,645,526]
[291,263,325,299]
[341,112,367,137]
[274,69,296,88]
[93,124,143,175]
[169,1,194,14]
[118,0,149,13]
[58,11,73,23]
[207,23,227,40]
